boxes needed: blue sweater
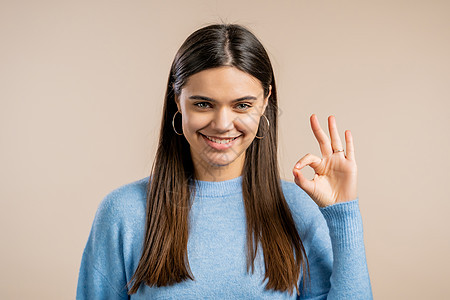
[77,176,372,299]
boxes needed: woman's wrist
[319,198,365,251]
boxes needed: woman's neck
[193,154,245,182]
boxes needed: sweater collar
[190,175,243,197]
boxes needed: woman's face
[175,66,271,181]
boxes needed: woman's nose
[211,108,235,132]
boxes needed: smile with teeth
[202,134,240,144]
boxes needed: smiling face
[174,66,271,181]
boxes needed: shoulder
[94,176,149,228]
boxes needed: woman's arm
[292,114,372,298]
[320,199,372,298]
[299,198,372,299]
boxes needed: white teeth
[204,135,238,144]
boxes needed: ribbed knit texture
[77,176,372,299]
[320,200,364,251]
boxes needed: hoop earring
[172,111,183,136]
[255,114,270,139]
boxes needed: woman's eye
[236,103,251,110]
[194,102,211,109]
[194,102,251,110]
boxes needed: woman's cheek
[183,113,208,131]
[238,114,260,136]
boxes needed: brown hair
[127,23,309,296]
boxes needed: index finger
[310,114,332,157]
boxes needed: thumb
[293,168,317,197]
[292,153,321,197]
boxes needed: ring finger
[328,115,344,154]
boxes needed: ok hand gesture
[292,114,358,207]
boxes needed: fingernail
[295,163,301,169]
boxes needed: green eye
[236,103,251,110]
[194,102,251,110]
[195,102,211,108]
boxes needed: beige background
[1,0,449,299]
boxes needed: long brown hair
[127,23,309,296]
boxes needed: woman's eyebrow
[188,95,257,102]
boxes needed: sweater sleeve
[299,198,373,299]
[76,194,130,300]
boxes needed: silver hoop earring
[172,111,183,136]
[255,114,270,139]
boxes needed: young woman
[77,23,372,299]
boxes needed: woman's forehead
[182,66,264,98]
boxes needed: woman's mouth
[200,133,241,150]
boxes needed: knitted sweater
[76,175,372,299]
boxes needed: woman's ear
[174,94,182,112]
[173,83,182,112]
[262,85,272,114]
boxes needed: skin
[174,66,271,182]
[175,66,358,207]
[293,115,358,207]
